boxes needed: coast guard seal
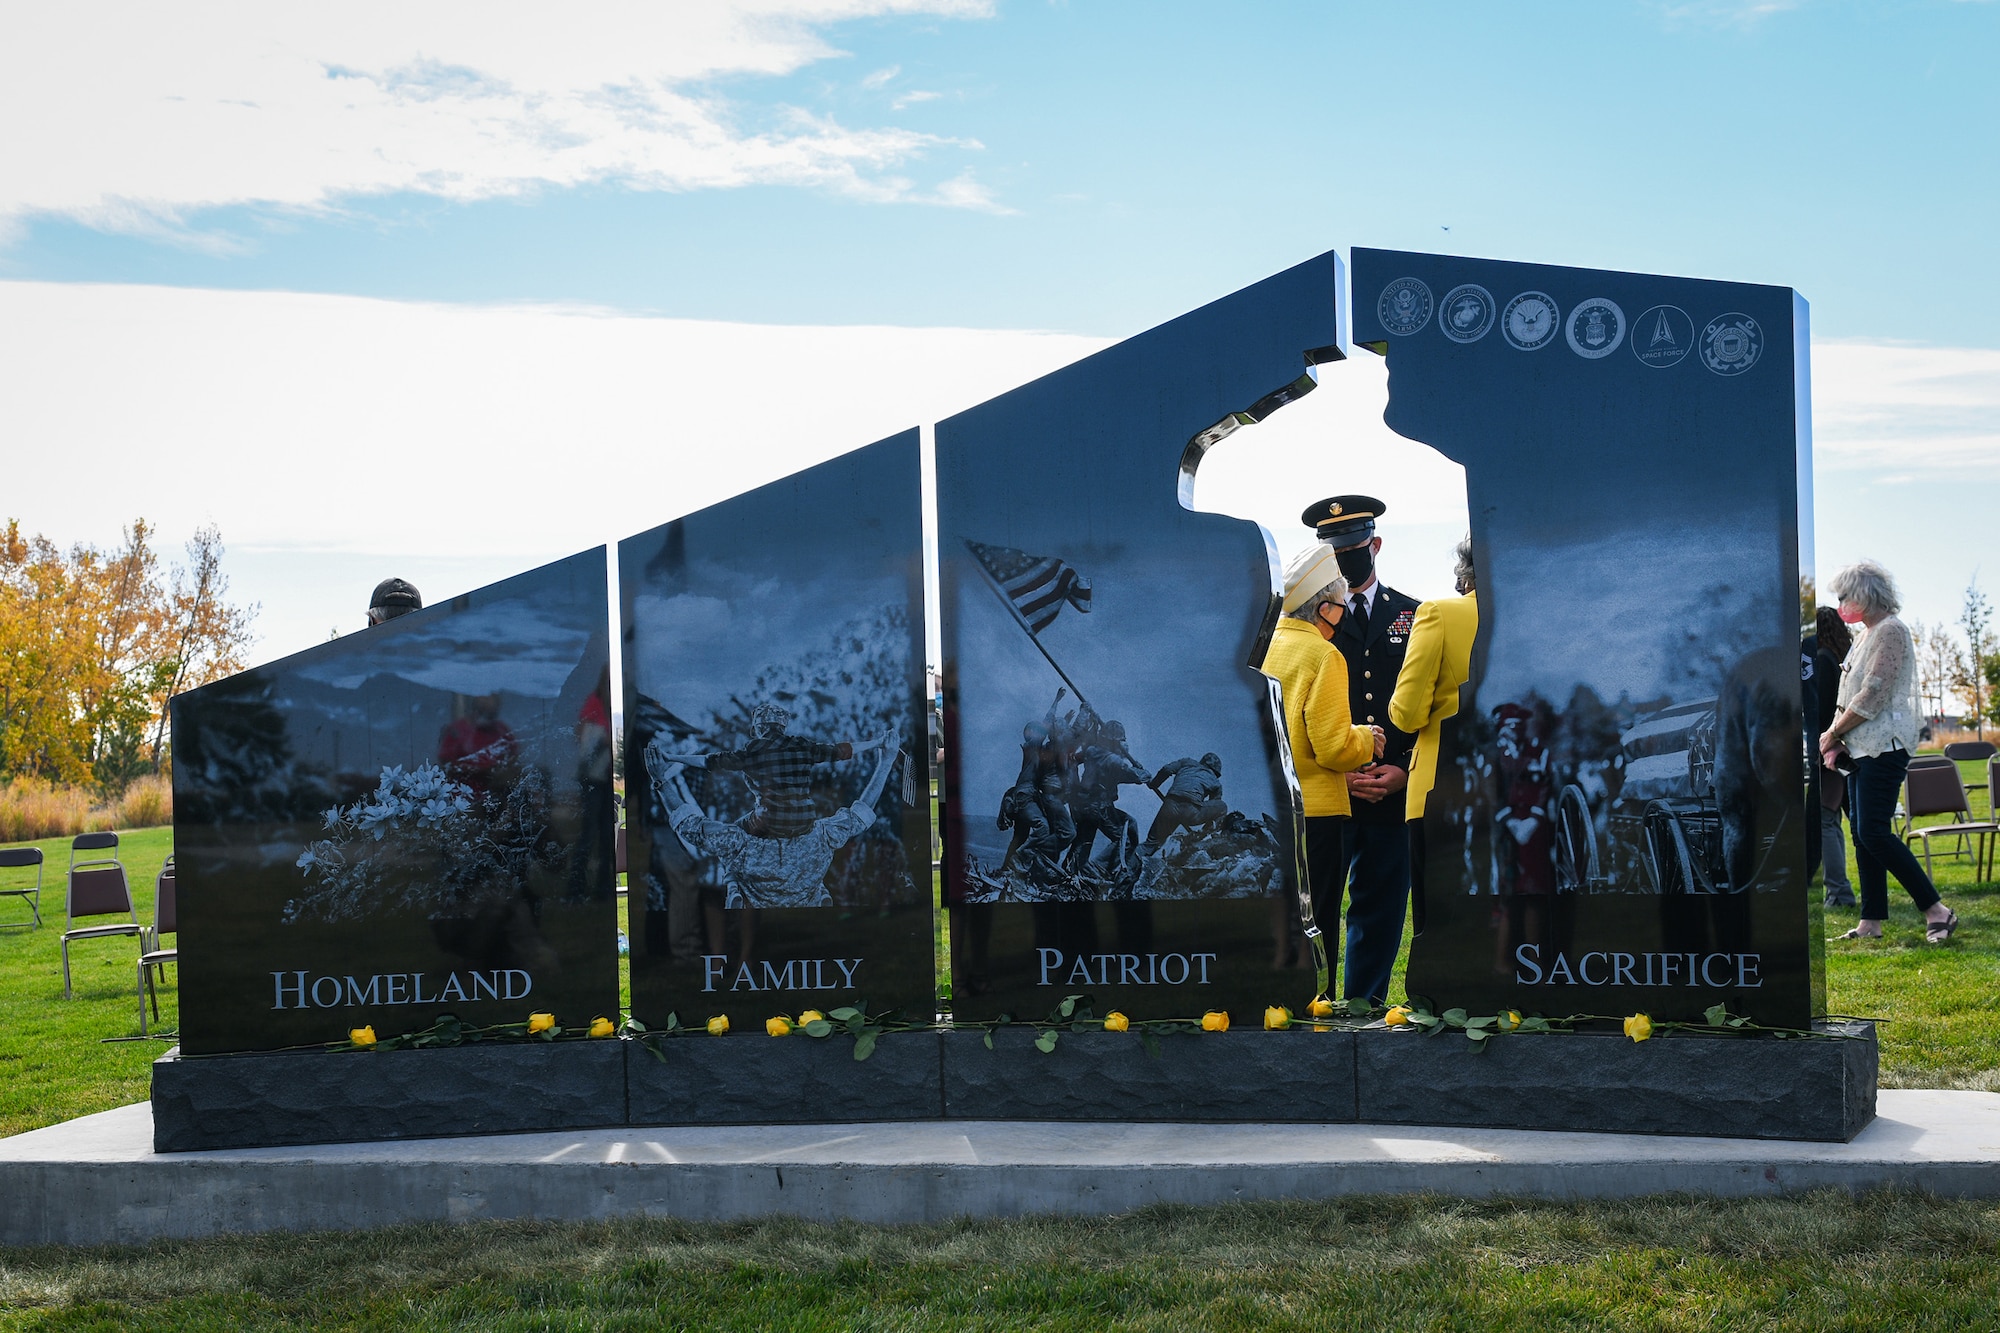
[1378,278,1433,336]
[1565,297,1626,359]
[1501,291,1560,351]
[1439,284,1496,343]
[1631,305,1695,369]
[1701,313,1763,376]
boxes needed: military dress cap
[1302,494,1386,546]
[368,577,423,613]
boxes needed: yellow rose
[1264,1006,1292,1031]
[798,1009,826,1025]
[1103,1011,1130,1032]
[588,1016,616,1039]
[1384,1005,1413,1028]
[527,1012,555,1034]
[706,1014,730,1036]
[349,1025,377,1047]
[1623,1013,1653,1043]
[1497,1010,1523,1033]
[766,1016,794,1037]
[1201,1010,1230,1033]
[1308,996,1336,1019]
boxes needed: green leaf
[1466,1016,1496,1030]
[1345,997,1373,1018]
[852,1029,878,1061]
[996,1012,1014,1026]
[1058,996,1077,1019]
[828,1007,862,1023]
[1465,1027,1489,1041]
[1704,1003,1729,1027]
[1519,1017,1552,1033]
[802,1019,834,1038]
[1410,1012,1441,1027]
[1034,1029,1059,1054]
[626,1019,649,1035]
[982,1030,994,1050]
[1441,1008,1469,1028]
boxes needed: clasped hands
[1347,730,1403,803]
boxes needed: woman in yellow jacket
[1260,544,1384,968]
[1388,536,1479,930]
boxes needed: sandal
[1926,909,1960,945]
[1833,926,1881,941]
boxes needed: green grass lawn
[4,1192,2000,1330]
[0,827,174,1141]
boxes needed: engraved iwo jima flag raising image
[4,3,2000,1321]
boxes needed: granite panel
[627,1032,944,1125]
[941,1028,1358,1123]
[152,1041,627,1152]
[1353,1022,1876,1143]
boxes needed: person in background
[1258,544,1385,971]
[1821,561,1959,943]
[1388,534,1480,934]
[366,577,422,627]
[1812,605,1856,909]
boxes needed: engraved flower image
[287,761,560,925]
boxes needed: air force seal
[1631,305,1695,369]
[1502,292,1560,351]
[1565,297,1626,359]
[1701,313,1763,376]
[1378,278,1433,336]
[1439,284,1496,343]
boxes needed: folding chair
[0,847,42,927]
[1949,742,2000,819]
[1894,755,1957,836]
[138,857,176,1034]
[61,832,144,999]
[1901,763,1997,882]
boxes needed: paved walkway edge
[5,1091,1998,1246]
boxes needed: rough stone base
[150,1022,1877,1151]
[628,1031,944,1125]
[1355,1021,1878,1143]
[151,1041,627,1152]
[942,1027,1357,1121]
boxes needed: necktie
[1350,594,1367,628]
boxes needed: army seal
[1378,277,1433,336]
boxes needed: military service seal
[1631,305,1695,369]
[1378,277,1433,336]
[1501,291,1561,351]
[1439,283,1496,343]
[1565,297,1626,359]
[1701,313,1763,376]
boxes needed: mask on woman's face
[1838,605,1865,625]
[1335,542,1374,585]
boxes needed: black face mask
[1335,542,1375,586]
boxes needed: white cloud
[892,89,942,109]
[1812,339,2000,477]
[0,1,1003,236]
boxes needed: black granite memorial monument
[1350,248,1816,1030]
[169,549,619,1055]
[620,433,935,1036]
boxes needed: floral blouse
[1835,615,1921,758]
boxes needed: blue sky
[2,0,1997,666]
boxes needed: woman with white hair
[1820,559,1959,943]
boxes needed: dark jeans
[1341,818,1410,1004]
[1850,749,1941,920]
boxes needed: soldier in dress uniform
[1303,494,1419,1004]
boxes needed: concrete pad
[4,1091,1998,1247]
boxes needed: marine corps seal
[1439,284,1496,343]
